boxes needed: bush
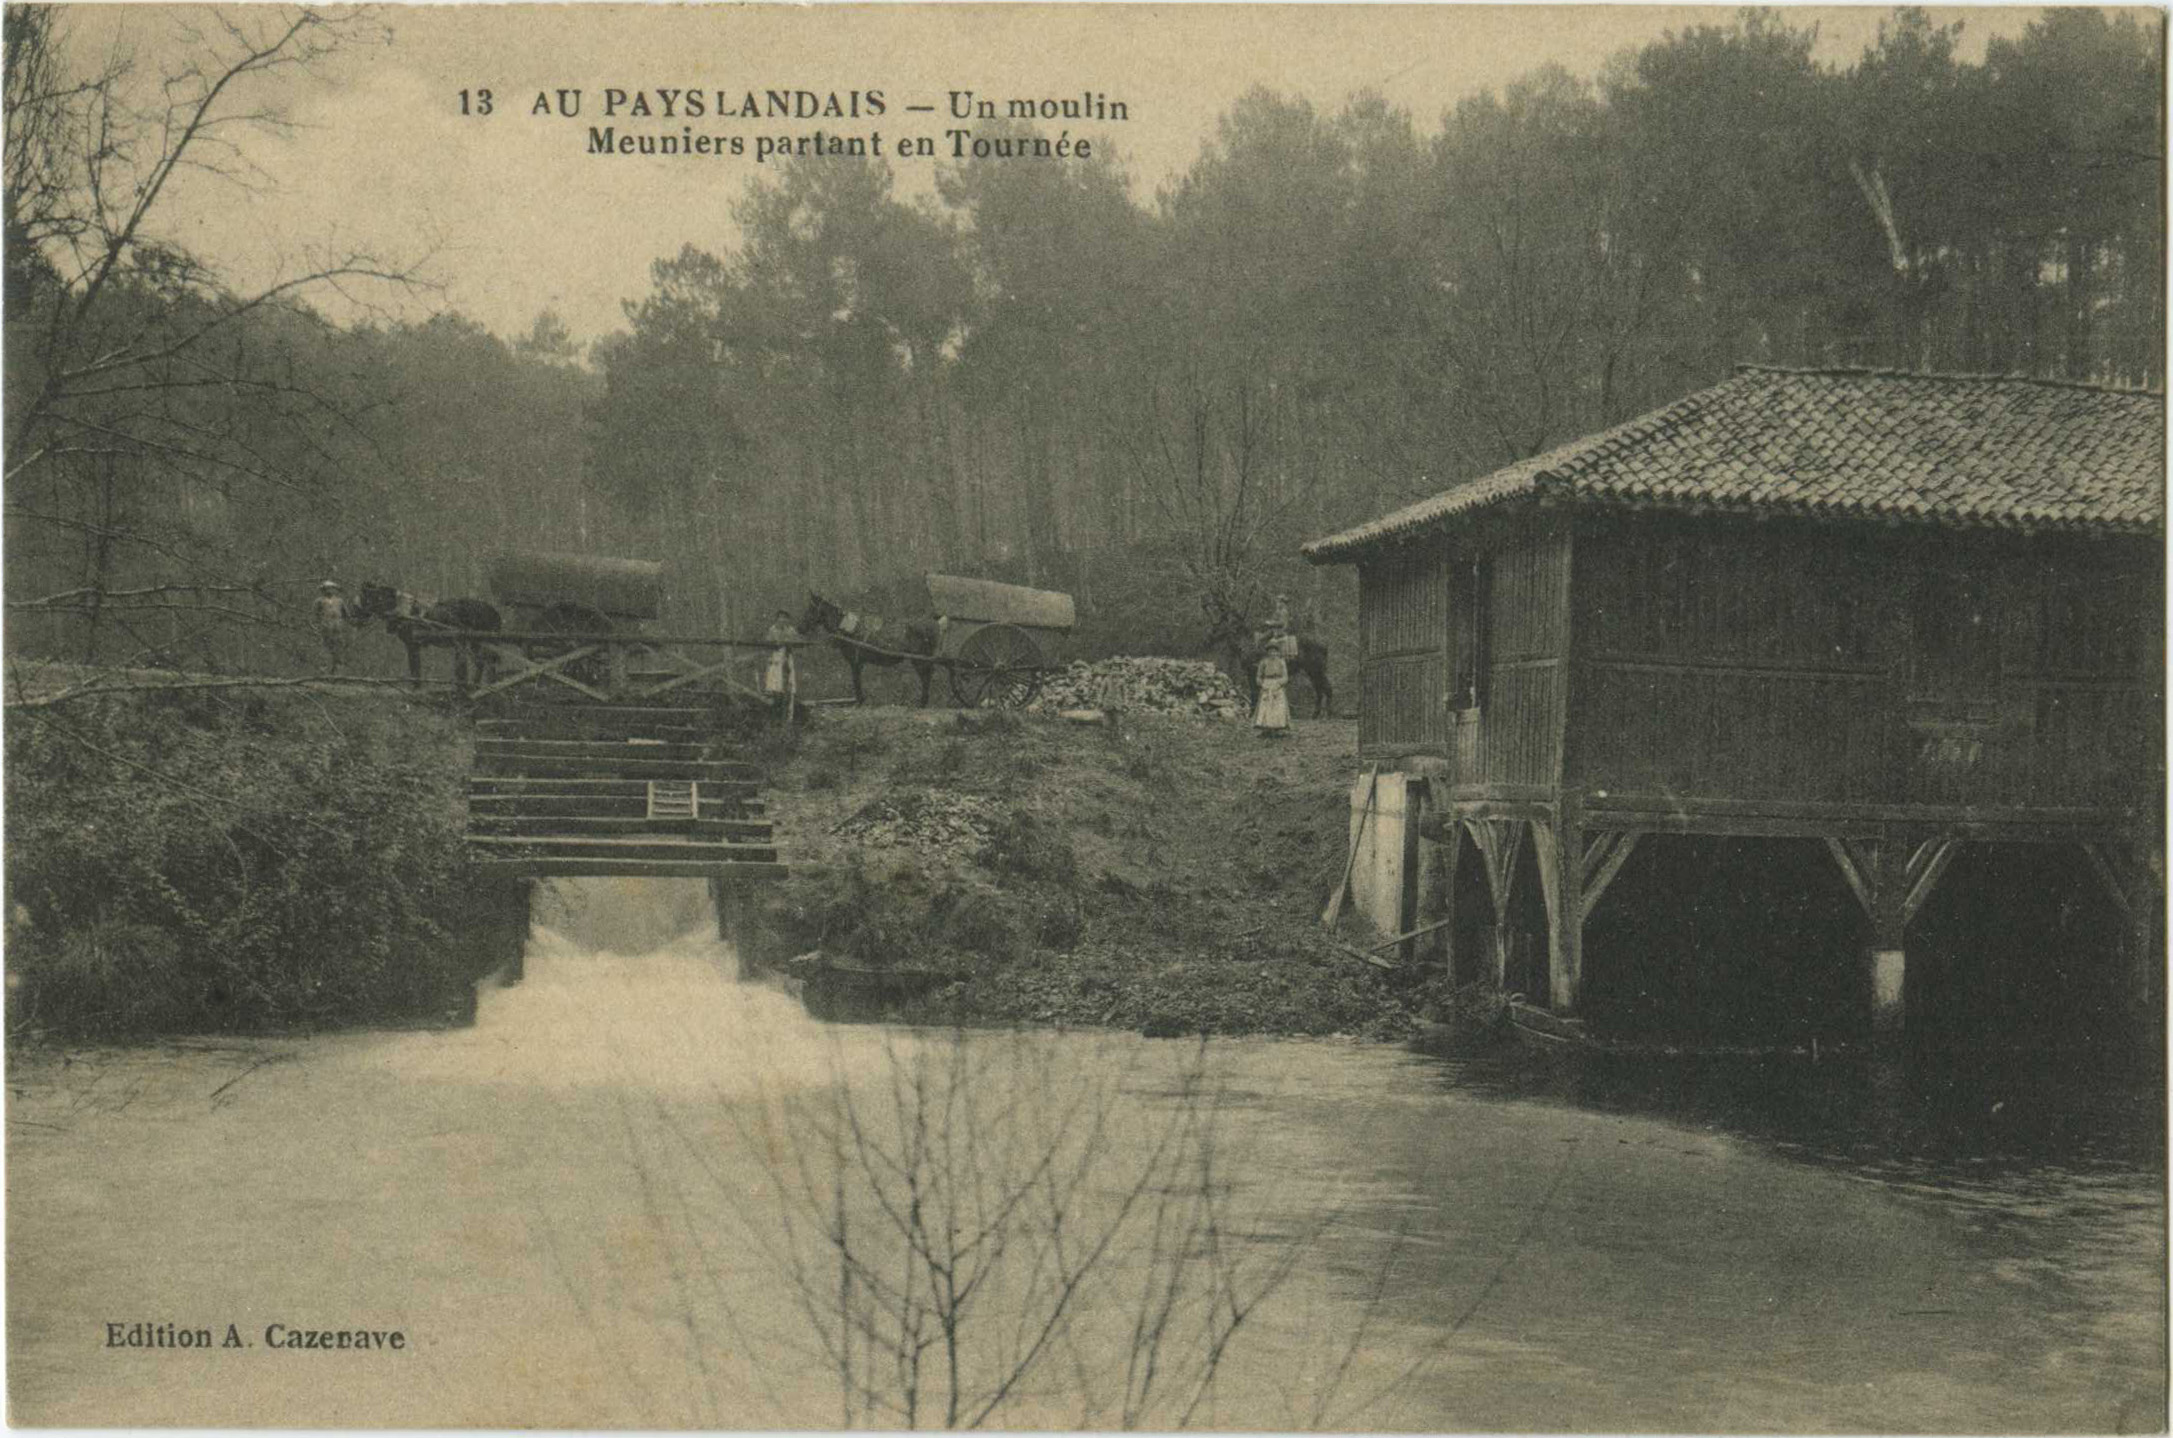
[933,884,1028,961]
[1033,895,1088,950]
[750,864,1033,971]
[6,690,480,1037]
[978,804,1078,887]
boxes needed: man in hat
[314,580,356,672]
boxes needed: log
[923,573,1076,632]
[486,551,666,620]
[1366,915,1455,954]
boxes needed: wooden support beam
[2080,842,2140,923]
[1580,830,1622,888]
[1580,831,1641,924]
[1437,821,1465,984]
[625,646,771,703]
[1493,820,1528,915]
[1822,837,1879,923]
[1533,819,1584,1013]
[1865,829,1911,1046]
[470,642,614,702]
[1465,818,1504,920]
[1899,838,1960,928]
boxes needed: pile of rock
[1031,656,1247,720]
[832,791,1001,859]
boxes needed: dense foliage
[5,8,2160,682]
[5,691,487,1035]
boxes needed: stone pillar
[504,877,530,985]
[1868,832,1911,1049]
[1868,948,1906,1038]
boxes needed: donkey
[1212,615,1334,719]
[356,583,503,690]
[801,591,941,707]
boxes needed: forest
[4,5,2163,689]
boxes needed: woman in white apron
[1253,622,1296,737]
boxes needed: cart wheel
[949,623,1044,708]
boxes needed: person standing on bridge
[763,609,800,720]
[314,580,357,673]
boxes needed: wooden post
[1864,832,1905,1043]
[1536,817,1583,1013]
[499,877,529,986]
[2083,839,2162,1039]
[710,875,742,955]
[1439,821,1465,986]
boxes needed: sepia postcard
[4,2,2165,1431]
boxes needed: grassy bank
[744,707,1451,1039]
[6,685,508,1039]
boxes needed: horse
[1213,617,1334,719]
[356,583,503,690]
[801,591,941,707]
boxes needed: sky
[78,2,2070,346]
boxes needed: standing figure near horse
[313,580,359,673]
[1253,621,1299,737]
[1214,609,1333,719]
[355,583,503,690]
[762,609,801,719]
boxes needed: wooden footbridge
[448,553,798,884]
[465,700,786,880]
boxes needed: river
[9,879,2163,1430]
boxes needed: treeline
[5,7,2161,682]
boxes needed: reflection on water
[1430,1035,2165,1186]
[8,878,2163,1433]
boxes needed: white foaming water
[373,877,902,1095]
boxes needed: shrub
[1033,895,1088,950]
[6,690,480,1037]
[979,804,1078,888]
[933,884,1028,961]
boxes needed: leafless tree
[1114,355,1315,677]
[4,5,430,684]
[718,1032,1363,1429]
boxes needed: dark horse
[801,592,941,706]
[1213,617,1334,719]
[356,583,503,689]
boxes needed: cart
[926,573,1075,709]
[482,552,664,695]
[488,552,664,636]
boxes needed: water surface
[9,879,2163,1430]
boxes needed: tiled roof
[1301,367,2166,562]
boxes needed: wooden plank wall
[1355,519,1571,785]
[1357,550,1449,757]
[1471,526,1570,790]
[1572,515,2161,820]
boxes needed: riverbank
[5,685,510,1040]
[742,706,1448,1039]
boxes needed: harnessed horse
[1212,616,1334,719]
[801,592,942,707]
[356,584,503,689]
